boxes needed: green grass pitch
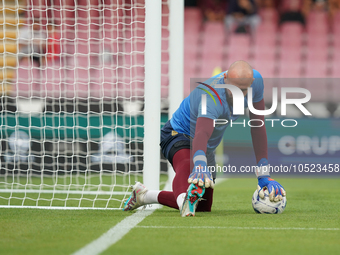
[0,177,339,255]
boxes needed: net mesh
[0,0,169,209]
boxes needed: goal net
[0,0,180,209]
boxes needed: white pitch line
[72,177,228,255]
[72,209,154,255]
[136,226,339,231]
[214,177,228,186]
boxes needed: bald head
[228,60,253,78]
[224,60,255,96]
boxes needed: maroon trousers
[157,148,213,212]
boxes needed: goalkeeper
[123,60,286,216]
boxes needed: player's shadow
[207,209,255,216]
[146,208,255,217]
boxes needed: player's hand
[188,150,214,189]
[257,177,286,202]
[255,158,286,202]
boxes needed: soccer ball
[252,188,287,214]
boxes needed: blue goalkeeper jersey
[170,69,264,154]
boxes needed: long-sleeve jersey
[170,69,264,155]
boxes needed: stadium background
[0,1,339,255]
[0,0,339,178]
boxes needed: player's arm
[249,99,286,202]
[249,98,268,164]
[188,117,215,188]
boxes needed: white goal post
[0,0,183,209]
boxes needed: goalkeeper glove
[188,150,214,189]
[256,158,286,202]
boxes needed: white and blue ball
[252,188,287,214]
